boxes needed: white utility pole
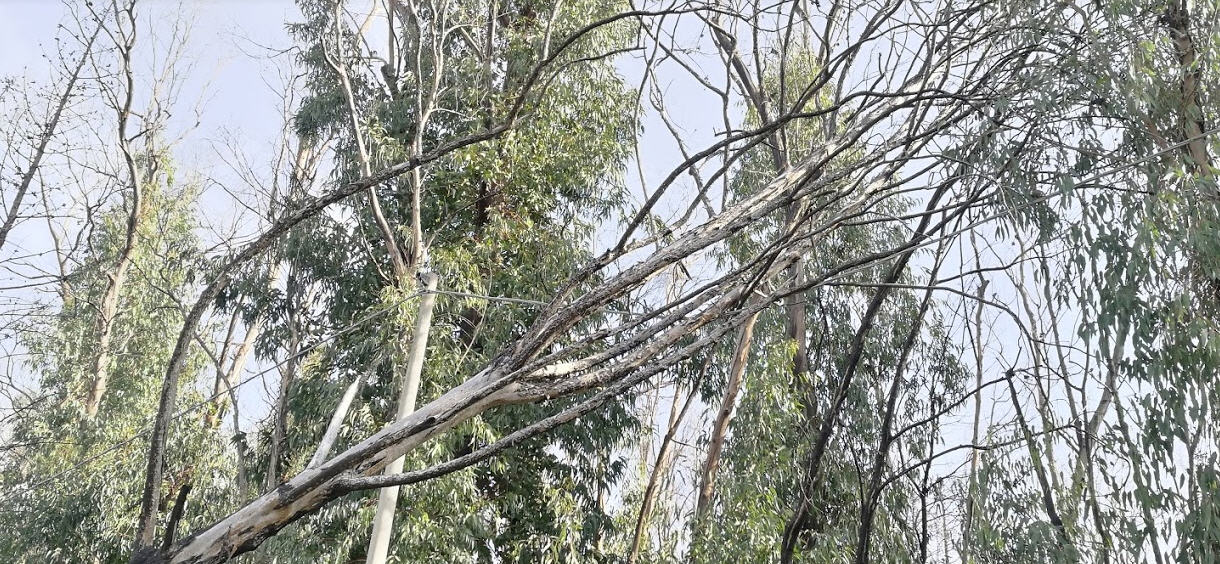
[366,272,439,563]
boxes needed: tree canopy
[1,0,1219,562]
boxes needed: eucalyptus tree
[0,5,102,437]
[0,5,237,559]
[118,0,1118,560]
[2,0,1218,562]
[214,0,640,561]
[961,1,1220,562]
[613,18,972,560]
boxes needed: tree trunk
[308,366,371,469]
[84,5,145,419]
[264,311,302,493]
[628,371,701,563]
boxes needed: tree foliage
[2,0,1220,563]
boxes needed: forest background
[1,1,1218,563]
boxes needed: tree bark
[264,316,301,493]
[1164,0,1211,179]
[963,273,989,551]
[307,366,371,469]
